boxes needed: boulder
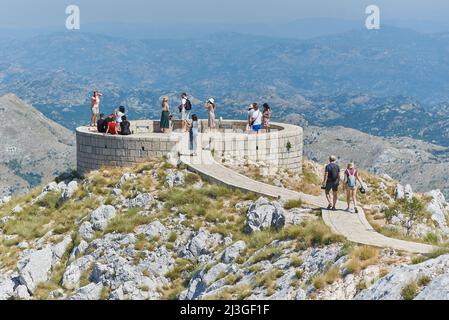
[17,247,53,293]
[11,205,23,213]
[90,205,116,231]
[59,181,78,203]
[0,196,11,205]
[394,184,405,200]
[182,230,222,258]
[415,273,449,300]
[221,241,246,264]
[51,235,72,265]
[404,184,414,200]
[425,190,449,229]
[165,169,186,188]
[117,173,137,188]
[244,197,286,233]
[0,276,15,300]
[356,254,449,300]
[69,240,89,260]
[62,255,95,289]
[135,221,167,240]
[78,221,95,240]
[128,193,154,209]
[70,283,104,300]
[14,285,31,300]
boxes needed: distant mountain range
[1,28,449,145]
[0,94,75,197]
[1,26,449,196]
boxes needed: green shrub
[401,281,418,300]
[424,232,439,245]
[283,199,303,210]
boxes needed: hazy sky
[1,0,449,28]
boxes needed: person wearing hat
[343,162,364,213]
[205,98,216,131]
[322,155,340,210]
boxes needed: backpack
[185,99,192,111]
[346,169,356,188]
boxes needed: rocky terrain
[0,94,75,198]
[1,158,449,300]
[304,125,449,198]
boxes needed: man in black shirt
[322,155,340,210]
[97,113,107,133]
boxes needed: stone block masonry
[76,120,303,176]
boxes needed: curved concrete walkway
[180,149,435,254]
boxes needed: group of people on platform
[87,90,367,213]
[89,91,132,136]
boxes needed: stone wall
[76,120,303,175]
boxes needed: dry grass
[345,246,379,274]
[255,269,284,296]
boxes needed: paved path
[180,148,435,254]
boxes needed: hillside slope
[0,94,75,197]
[1,159,449,300]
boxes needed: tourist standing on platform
[161,97,171,134]
[250,103,263,134]
[322,155,340,211]
[179,92,192,133]
[187,114,199,156]
[262,103,271,133]
[247,103,255,132]
[90,91,102,127]
[205,98,216,131]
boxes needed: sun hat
[208,98,215,104]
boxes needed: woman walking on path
[160,97,171,134]
[343,163,364,213]
[262,103,271,133]
[205,98,216,131]
[90,91,103,127]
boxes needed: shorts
[92,107,99,115]
[252,124,262,132]
[325,182,339,193]
[182,109,191,121]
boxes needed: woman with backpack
[343,162,364,213]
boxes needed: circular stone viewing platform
[76,119,303,176]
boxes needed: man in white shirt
[250,103,263,134]
[116,106,126,125]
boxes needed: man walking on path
[322,155,340,210]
